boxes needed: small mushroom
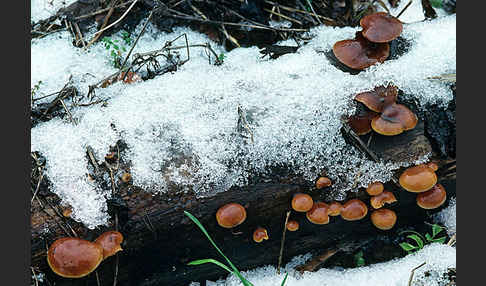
[94,231,124,260]
[426,162,439,172]
[370,208,397,230]
[399,164,438,193]
[416,184,447,209]
[328,202,343,216]
[216,203,247,228]
[253,227,269,243]
[291,193,314,212]
[366,182,384,196]
[47,237,104,278]
[360,12,403,43]
[306,202,330,224]
[347,108,379,135]
[286,220,300,231]
[371,103,418,136]
[341,199,368,221]
[370,191,397,209]
[121,172,132,183]
[354,85,398,113]
[316,177,332,189]
[333,32,390,70]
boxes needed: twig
[74,0,137,20]
[295,248,338,273]
[264,8,303,25]
[119,9,155,72]
[166,12,308,32]
[73,22,87,48]
[31,169,45,205]
[31,267,39,286]
[305,0,323,25]
[408,261,426,286]
[446,233,456,247]
[396,0,413,19]
[94,0,139,36]
[85,0,120,49]
[277,211,291,274]
[59,99,76,124]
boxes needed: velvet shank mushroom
[316,176,332,189]
[286,220,300,231]
[371,103,418,136]
[347,108,379,135]
[341,199,368,221]
[399,164,438,193]
[291,193,314,212]
[354,85,398,113]
[370,208,397,230]
[47,237,104,278]
[328,202,343,216]
[94,231,124,260]
[366,182,385,196]
[416,184,447,209]
[216,203,247,228]
[360,12,403,43]
[306,202,330,224]
[370,191,397,209]
[253,227,269,243]
[333,32,390,70]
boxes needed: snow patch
[207,244,455,286]
[31,9,455,228]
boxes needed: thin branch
[396,0,413,19]
[93,0,139,36]
[277,211,291,274]
[408,261,426,286]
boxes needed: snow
[203,243,455,286]
[31,2,456,228]
[433,197,456,236]
[31,0,78,23]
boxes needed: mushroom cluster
[333,12,403,71]
[399,163,447,209]
[348,85,418,136]
[47,231,124,278]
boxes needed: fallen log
[30,119,456,286]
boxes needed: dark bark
[31,120,455,286]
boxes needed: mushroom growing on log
[31,118,454,286]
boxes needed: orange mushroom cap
[366,182,385,196]
[399,164,438,193]
[286,220,300,231]
[316,177,332,189]
[253,227,269,243]
[370,191,397,209]
[333,32,390,70]
[354,85,398,113]
[416,184,447,209]
[94,231,124,260]
[370,208,397,230]
[47,237,103,278]
[371,103,418,136]
[426,162,439,172]
[347,108,379,135]
[291,193,314,212]
[306,202,330,224]
[341,199,368,221]
[216,203,247,228]
[328,202,343,216]
[360,12,403,43]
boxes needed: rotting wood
[30,121,455,286]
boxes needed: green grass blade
[183,211,254,286]
[188,259,233,274]
[280,273,289,286]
